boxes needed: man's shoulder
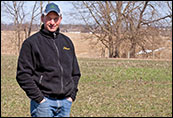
[59,32,74,47]
[59,32,70,40]
[28,31,40,39]
[59,32,73,43]
[25,31,40,42]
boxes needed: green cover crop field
[1,55,172,117]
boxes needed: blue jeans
[30,97,72,117]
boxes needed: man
[16,2,81,117]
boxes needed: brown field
[1,31,103,58]
[1,30,172,60]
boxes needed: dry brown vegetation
[1,30,172,60]
[1,31,102,58]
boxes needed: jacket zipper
[39,75,43,84]
[52,33,64,93]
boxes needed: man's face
[42,12,62,32]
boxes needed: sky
[1,1,82,25]
[1,1,171,26]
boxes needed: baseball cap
[43,3,62,16]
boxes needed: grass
[1,55,172,117]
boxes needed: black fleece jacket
[16,25,81,103]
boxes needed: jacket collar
[40,24,60,39]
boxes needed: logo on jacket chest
[63,46,70,50]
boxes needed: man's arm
[16,41,44,103]
[70,50,81,102]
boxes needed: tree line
[1,23,90,33]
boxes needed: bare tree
[72,1,125,58]
[27,1,40,37]
[2,1,26,54]
[40,1,43,27]
[123,1,172,58]
[72,1,172,58]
